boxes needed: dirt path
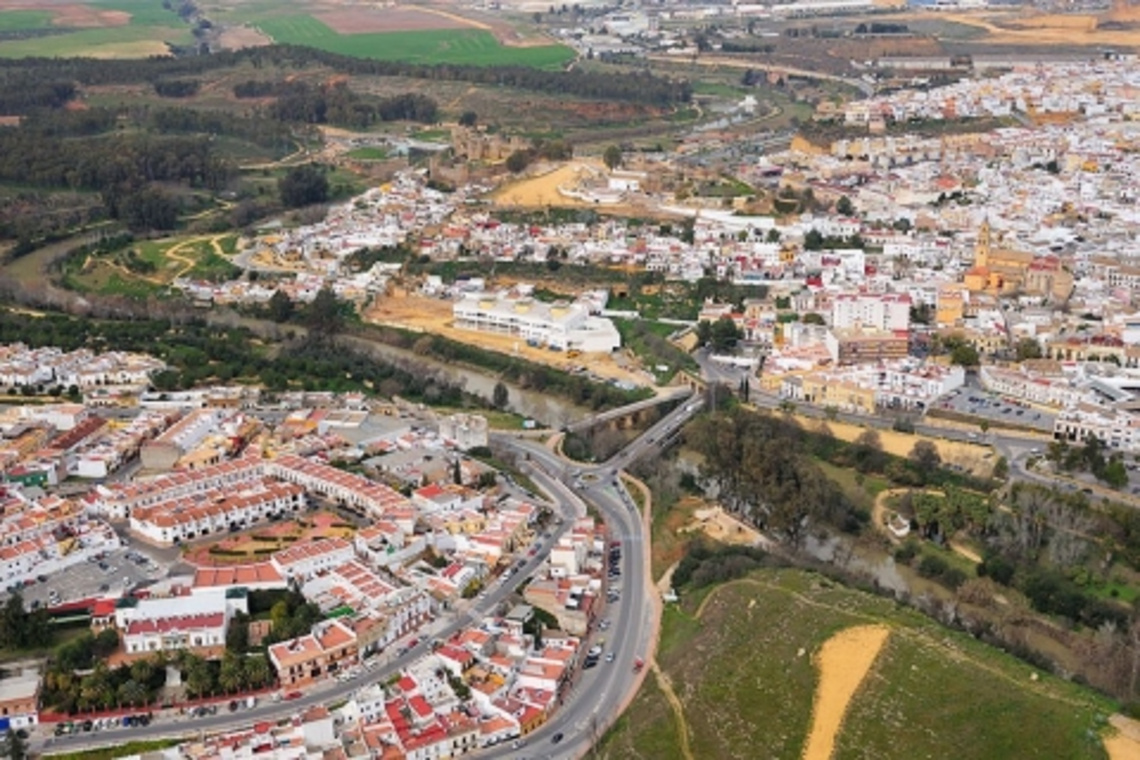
[870,487,910,541]
[803,625,891,760]
[651,662,695,760]
[1105,715,1140,760]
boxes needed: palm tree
[243,654,272,689]
[117,679,148,708]
[219,652,245,694]
[80,664,114,711]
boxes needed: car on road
[284,691,303,700]
[605,652,616,663]
[552,732,564,744]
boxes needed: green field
[0,25,190,58]
[0,10,53,31]
[91,0,186,27]
[599,569,1115,760]
[346,146,390,161]
[255,15,574,68]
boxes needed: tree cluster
[1046,436,1129,489]
[0,592,50,650]
[686,410,859,546]
[266,81,438,128]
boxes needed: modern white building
[453,292,621,353]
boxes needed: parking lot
[4,547,163,610]
[935,386,1055,433]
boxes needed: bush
[917,553,949,579]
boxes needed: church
[963,221,1073,302]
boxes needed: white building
[831,293,911,332]
[117,591,246,655]
[453,292,621,353]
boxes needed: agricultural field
[599,568,1124,760]
[0,0,193,58]
[253,14,573,68]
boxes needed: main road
[40,398,705,759]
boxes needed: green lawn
[0,10,52,31]
[601,569,1115,760]
[254,15,574,68]
[347,146,390,161]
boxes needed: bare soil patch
[1106,714,1140,760]
[796,414,994,477]
[0,1,129,27]
[316,7,473,34]
[803,625,891,760]
[217,24,271,50]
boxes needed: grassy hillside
[600,568,1114,760]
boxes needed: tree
[92,628,120,658]
[458,110,478,127]
[804,229,824,250]
[801,312,826,325]
[603,145,623,171]
[279,164,329,208]
[130,657,155,687]
[950,343,980,367]
[908,439,942,472]
[119,187,180,232]
[1103,457,1129,489]
[244,654,273,689]
[3,729,27,760]
[992,456,1009,480]
[505,150,530,174]
[852,429,885,473]
[184,654,214,698]
[709,316,743,353]
[836,195,855,216]
[117,679,148,708]
[1015,337,1043,361]
[226,611,250,653]
[267,290,295,323]
[492,381,509,409]
[303,287,344,336]
[219,651,245,694]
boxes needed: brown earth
[216,24,272,51]
[0,1,129,27]
[315,7,474,34]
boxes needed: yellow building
[963,221,1033,295]
[936,283,967,326]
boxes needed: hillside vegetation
[600,568,1115,760]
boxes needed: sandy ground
[803,625,891,760]
[681,505,774,550]
[79,40,171,57]
[1106,714,1140,760]
[885,9,1140,47]
[492,163,599,208]
[365,293,651,387]
[798,414,993,477]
